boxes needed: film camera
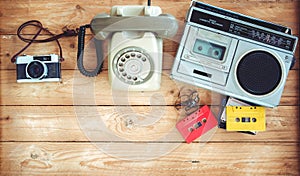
[16,54,61,83]
[171,1,298,107]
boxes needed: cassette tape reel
[192,39,226,61]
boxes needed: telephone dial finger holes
[113,47,154,85]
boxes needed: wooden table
[0,0,299,175]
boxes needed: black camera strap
[11,20,104,77]
[11,20,78,63]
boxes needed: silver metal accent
[170,1,298,107]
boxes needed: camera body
[16,54,61,83]
[171,1,298,107]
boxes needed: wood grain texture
[0,106,298,142]
[0,0,299,175]
[0,0,298,34]
[0,142,298,175]
[0,70,218,105]
[0,70,298,105]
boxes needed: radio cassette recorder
[171,1,298,107]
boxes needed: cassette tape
[226,106,266,131]
[218,97,253,128]
[218,97,258,135]
[176,105,218,143]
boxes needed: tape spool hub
[113,47,154,85]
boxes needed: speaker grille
[236,51,282,95]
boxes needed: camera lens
[26,61,45,79]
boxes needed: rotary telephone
[77,5,178,91]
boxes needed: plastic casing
[108,6,163,91]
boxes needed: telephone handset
[77,6,178,91]
[90,14,178,41]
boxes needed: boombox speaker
[236,51,282,96]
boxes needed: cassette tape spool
[113,47,154,85]
[193,39,226,61]
[176,105,218,143]
[226,106,266,131]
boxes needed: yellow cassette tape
[226,106,266,131]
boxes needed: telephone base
[108,5,163,91]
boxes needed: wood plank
[0,0,298,34]
[0,69,223,106]
[0,70,298,106]
[0,0,112,34]
[0,106,298,142]
[0,1,299,176]
[0,142,298,175]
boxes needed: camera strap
[11,20,78,63]
[11,20,104,77]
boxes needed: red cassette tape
[176,105,218,143]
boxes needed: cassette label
[176,105,218,143]
[226,106,266,131]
